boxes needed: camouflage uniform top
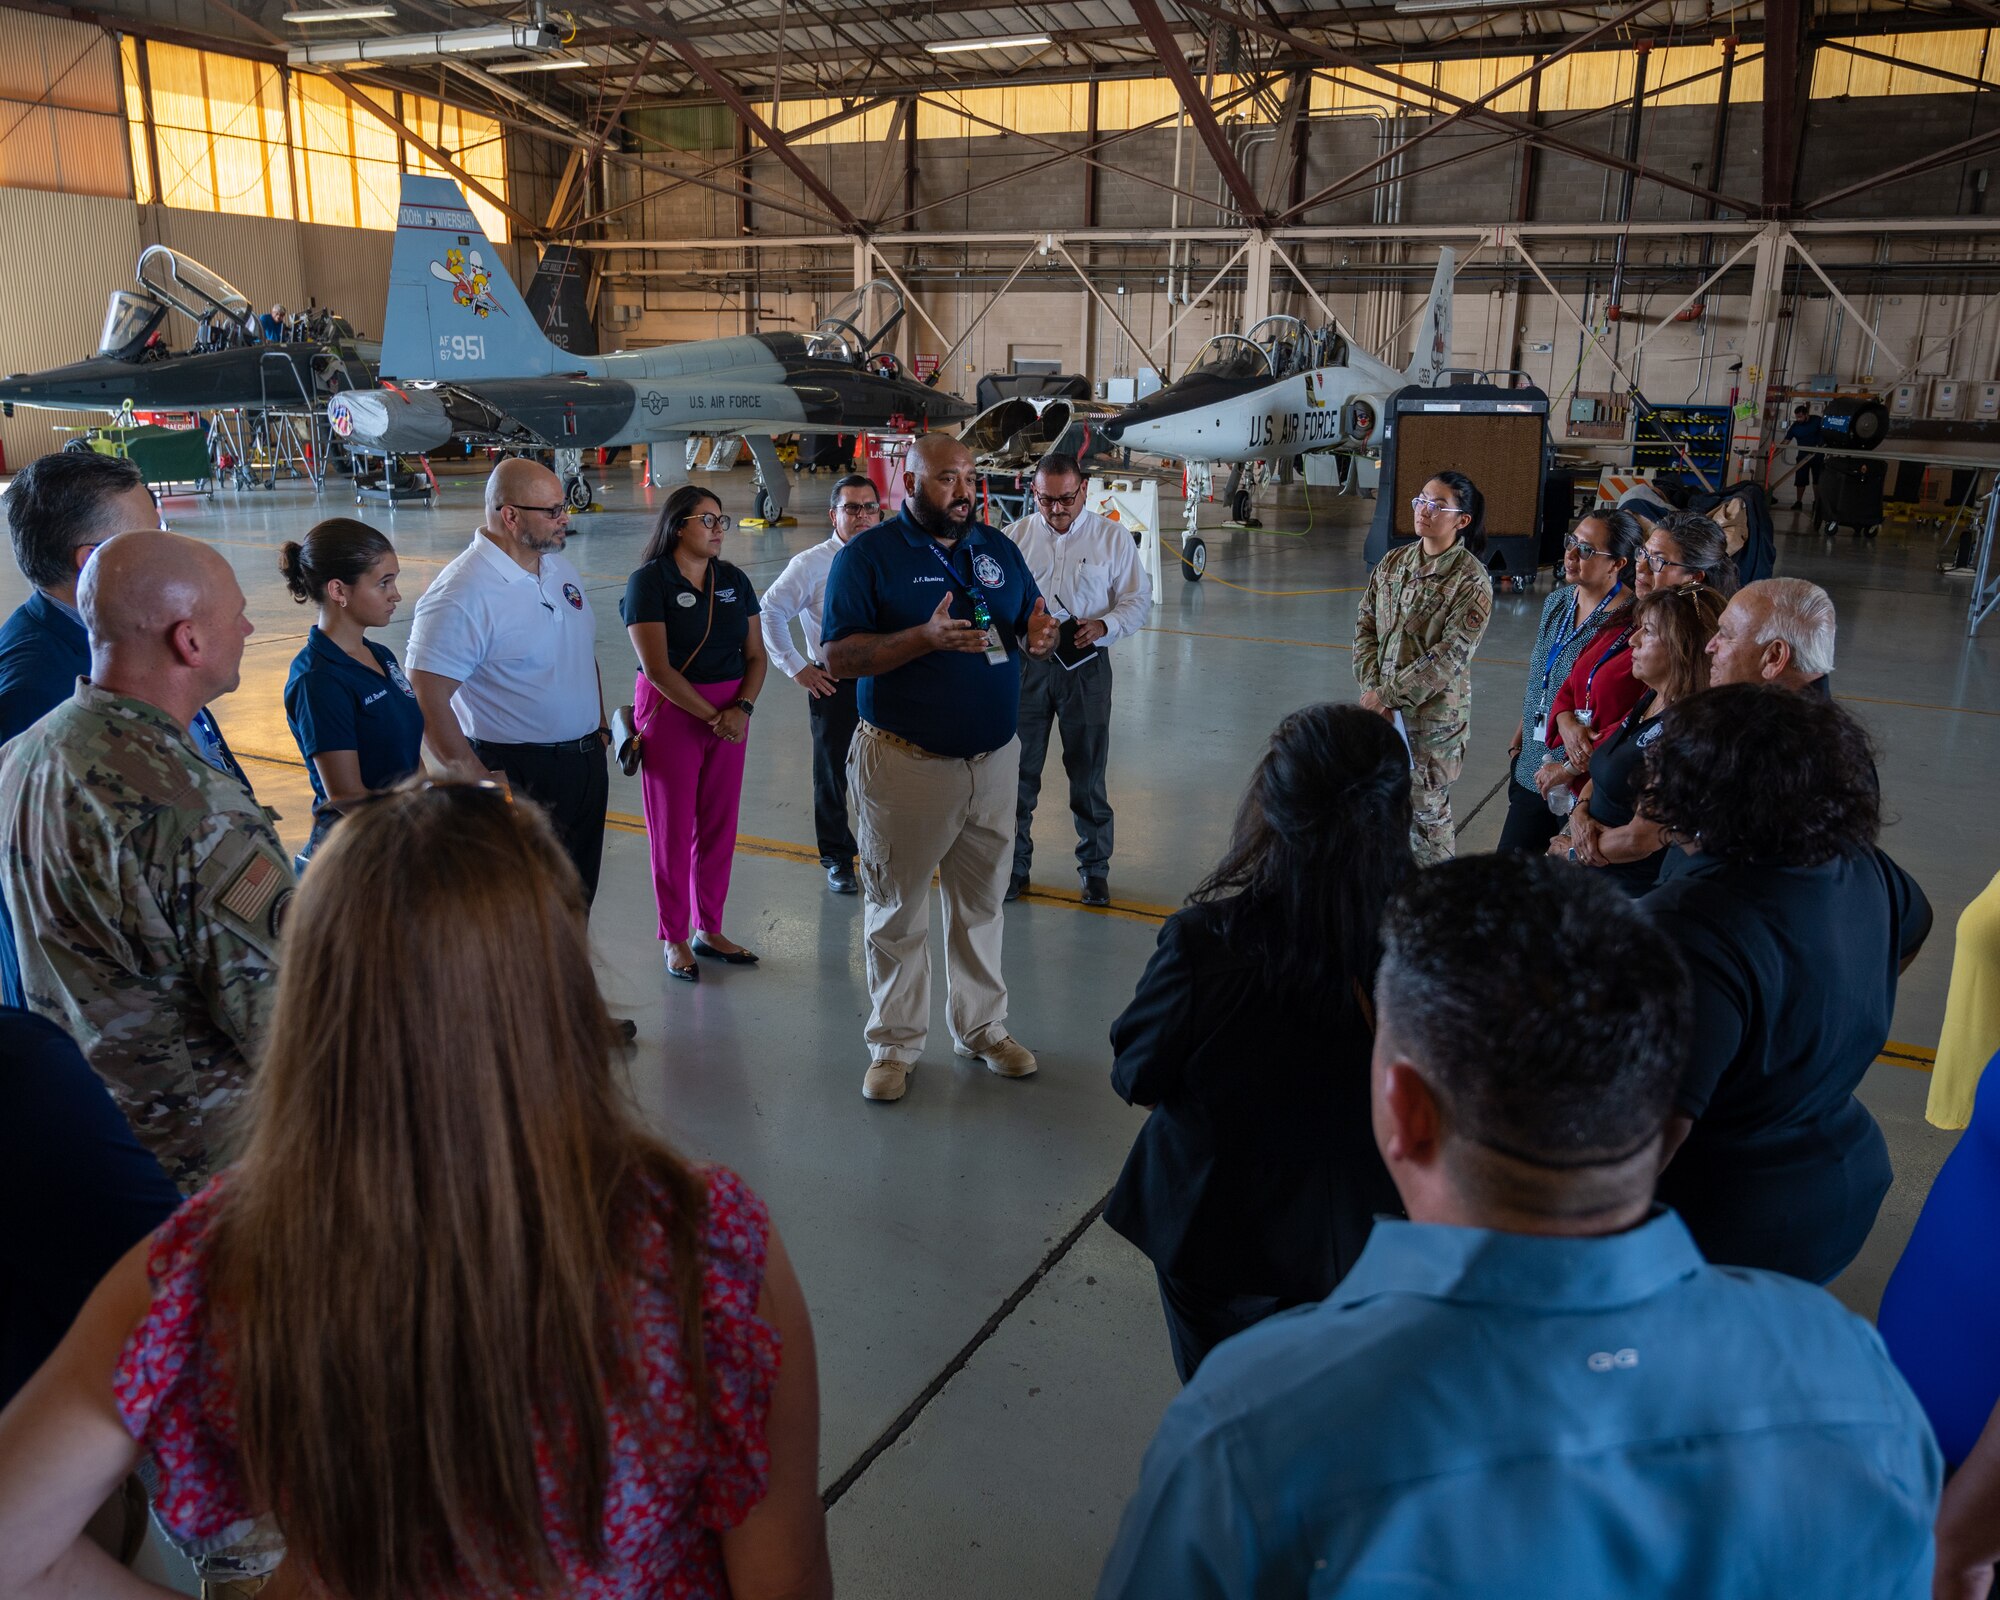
[1353,541,1494,726]
[0,681,292,1194]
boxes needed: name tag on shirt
[982,624,1009,666]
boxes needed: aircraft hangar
[0,0,1996,1590]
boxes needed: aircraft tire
[1231,488,1253,523]
[754,487,775,522]
[565,475,591,513]
[1182,536,1206,582]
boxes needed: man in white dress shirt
[760,474,881,894]
[1004,452,1152,906]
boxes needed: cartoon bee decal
[430,248,501,318]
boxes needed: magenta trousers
[635,673,747,943]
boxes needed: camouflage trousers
[1407,718,1468,868]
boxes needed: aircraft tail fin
[382,175,563,379]
[1403,247,1455,387]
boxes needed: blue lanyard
[1579,628,1631,713]
[927,539,994,626]
[1539,582,1621,699]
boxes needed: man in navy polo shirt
[823,433,1059,1103]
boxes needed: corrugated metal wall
[0,13,129,198]
[0,188,143,465]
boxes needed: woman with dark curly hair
[1637,685,1932,1282]
[1106,704,1412,1381]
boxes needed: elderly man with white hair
[1706,576,1836,696]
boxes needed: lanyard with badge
[927,541,1010,666]
[1531,583,1620,743]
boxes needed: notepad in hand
[1053,618,1101,672]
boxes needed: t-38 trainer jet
[1097,249,1456,573]
[330,175,971,515]
[0,246,376,421]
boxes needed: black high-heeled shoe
[692,936,758,966]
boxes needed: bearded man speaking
[821,433,1059,1105]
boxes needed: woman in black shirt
[1558,585,1723,894]
[1638,686,1932,1283]
[622,486,768,982]
[1107,704,1412,1382]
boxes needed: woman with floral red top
[0,782,829,1600]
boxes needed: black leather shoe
[1005,872,1027,902]
[613,1016,639,1041]
[827,862,859,895]
[665,951,699,983]
[692,936,759,965]
[1081,876,1110,907]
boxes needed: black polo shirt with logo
[620,557,760,683]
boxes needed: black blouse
[621,557,760,684]
[1585,690,1668,894]
[1106,895,1402,1301]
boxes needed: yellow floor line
[239,759,1947,1051]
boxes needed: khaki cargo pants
[850,723,1019,1064]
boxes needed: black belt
[473,733,604,755]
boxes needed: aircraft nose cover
[329,388,452,454]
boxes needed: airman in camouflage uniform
[1354,537,1493,865]
[0,685,291,1195]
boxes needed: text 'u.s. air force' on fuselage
[329,175,971,514]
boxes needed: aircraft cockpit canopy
[1184,334,1273,383]
[96,290,168,362]
[807,278,907,365]
[136,245,257,345]
[1246,316,1313,379]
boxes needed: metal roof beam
[1127,0,1272,229]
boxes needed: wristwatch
[733,698,756,717]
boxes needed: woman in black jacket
[1640,685,1932,1283]
[1107,703,1413,1382]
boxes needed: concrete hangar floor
[13,460,1986,1595]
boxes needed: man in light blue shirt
[1099,855,1941,1599]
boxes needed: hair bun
[278,540,313,604]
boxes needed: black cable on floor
[820,1189,1113,1511]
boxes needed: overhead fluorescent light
[283,5,396,20]
[924,33,1053,54]
[487,55,593,73]
[289,21,558,68]
[1392,0,1522,11]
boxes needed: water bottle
[1541,757,1576,817]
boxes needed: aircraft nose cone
[328,390,387,445]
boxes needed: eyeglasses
[1410,494,1462,517]
[1034,487,1085,511]
[507,503,568,519]
[1637,548,1701,575]
[834,501,882,519]
[1563,533,1613,559]
[680,512,733,532]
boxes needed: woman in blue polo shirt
[280,518,425,865]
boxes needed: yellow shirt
[1928,868,2000,1129]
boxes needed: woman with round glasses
[1495,508,1641,855]
[1634,509,1737,600]
[623,486,768,982]
[1353,471,1493,864]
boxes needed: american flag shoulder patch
[218,853,284,923]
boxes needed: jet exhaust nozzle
[329,387,453,455]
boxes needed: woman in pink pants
[622,486,768,982]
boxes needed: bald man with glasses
[407,458,613,900]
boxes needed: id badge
[1530,716,1547,744]
[982,624,1009,666]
